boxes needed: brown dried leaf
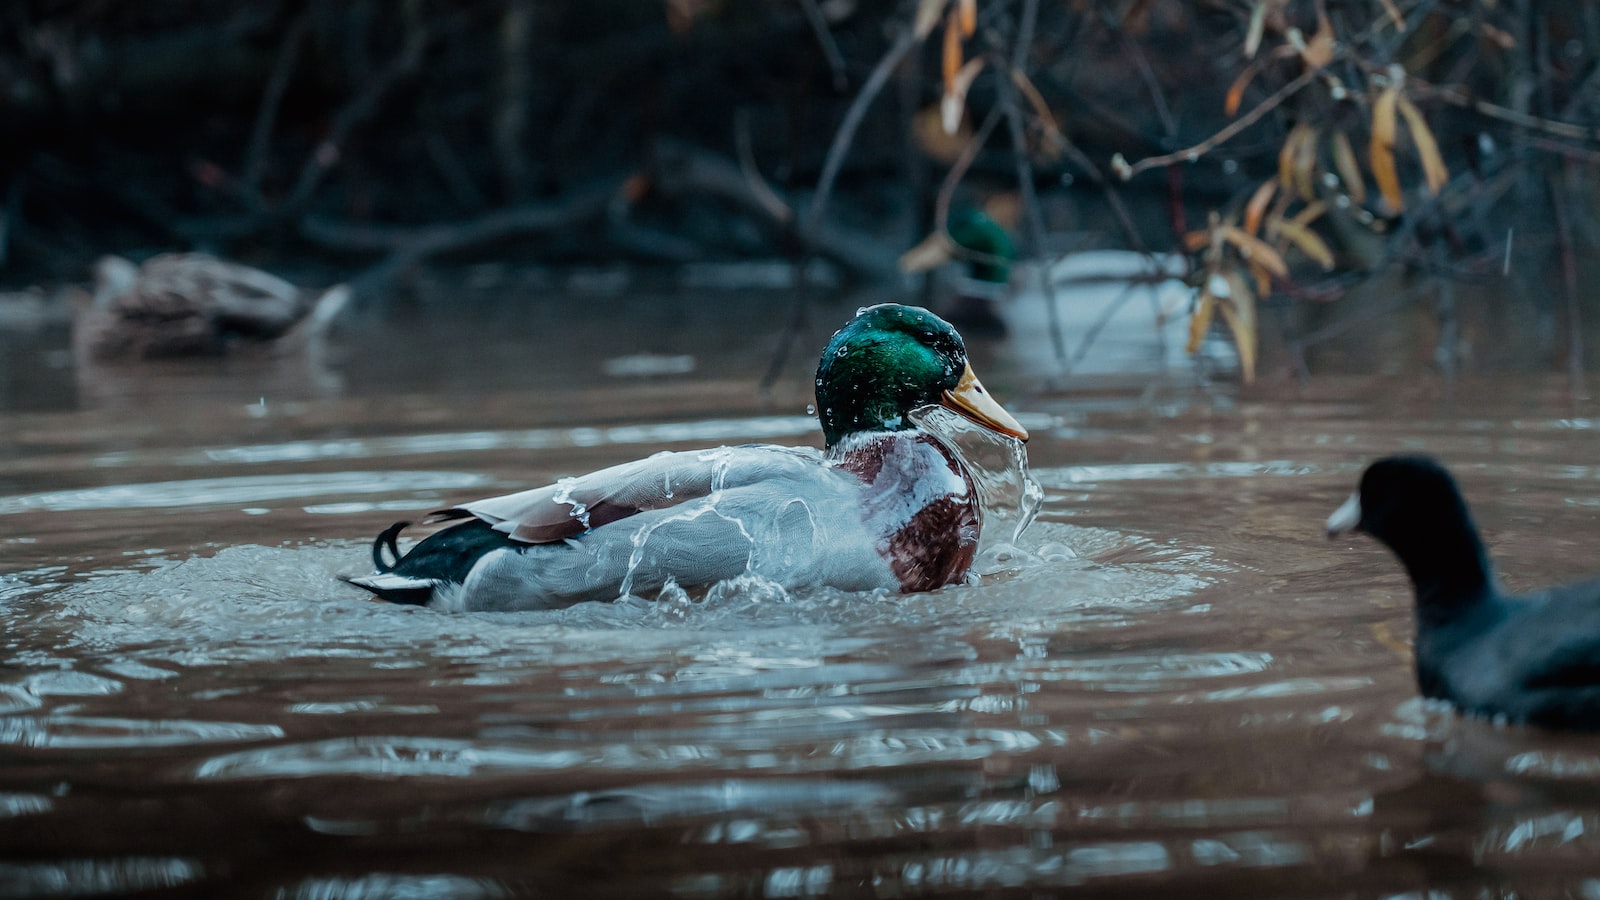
[900,230,955,272]
[913,104,970,162]
[1376,0,1405,32]
[1263,184,1294,242]
[1300,6,1335,70]
[1244,0,1267,59]
[1291,123,1318,202]
[914,0,948,39]
[1226,62,1260,117]
[1221,225,1289,279]
[942,7,962,90]
[1480,23,1515,49]
[1369,84,1403,212]
[1290,199,1327,228]
[1274,217,1335,269]
[1396,95,1449,195]
[1187,283,1216,354]
[1277,125,1297,190]
[941,57,985,136]
[1330,129,1367,204]
[1250,261,1272,300]
[958,0,976,37]
[1182,229,1211,252]
[1244,179,1278,237]
[1217,269,1258,383]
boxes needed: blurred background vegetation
[3,0,1598,381]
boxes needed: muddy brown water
[4,282,1600,898]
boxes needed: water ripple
[0,857,202,897]
[276,874,508,900]
[0,472,493,515]
[491,777,900,829]
[1039,461,1329,486]
[167,416,823,466]
[0,716,284,749]
[195,737,586,780]
[0,793,54,818]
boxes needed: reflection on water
[5,289,1600,895]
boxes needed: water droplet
[805,404,816,416]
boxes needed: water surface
[4,287,1600,897]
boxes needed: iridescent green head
[814,303,1027,449]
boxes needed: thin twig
[280,21,434,216]
[934,108,1003,259]
[1098,1,1175,138]
[425,134,489,209]
[763,21,920,393]
[735,109,793,225]
[243,12,309,192]
[798,0,849,92]
[799,24,920,245]
[1114,67,1320,180]
[996,0,1071,364]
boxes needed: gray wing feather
[433,446,832,543]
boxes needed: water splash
[910,405,1047,573]
[550,476,592,530]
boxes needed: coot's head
[1328,455,1491,595]
[1327,456,1471,541]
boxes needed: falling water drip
[908,405,1045,574]
[1009,436,1044,545]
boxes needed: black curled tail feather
[372,521,411,572]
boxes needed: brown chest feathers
[832,431,982,592]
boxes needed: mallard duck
[75,253,349,360]
[343,303,1029,612]
[1328,455,1600,729]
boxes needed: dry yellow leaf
[1249,260,1272,300]
[1226,62,1259,117]
[1188,285,1217,354]
[900,230,956,272]
[1244,1,1267,59]
[1300,6,1335,69]
[1277,124,1297,190]
[1369,83,1403,212]
[1396,95,1449,195]
[912,104,970,162]
[1330,129,1367,204]
[1244,179,1278,237]
[1274,217,1335,269]
[1291,123,1318,201]
[1222,224,1289,278]
[942,7,962,90]
[1217,269,1258,383]
[1277,122,1317,200]
[1376,0,1405,31]
[913,0,948,39]
[1290,198,1327,228]
[958,0,976,37]
[941,57,985,136]
[1481,23,1514,48]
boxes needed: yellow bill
[942,363,1028,441]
